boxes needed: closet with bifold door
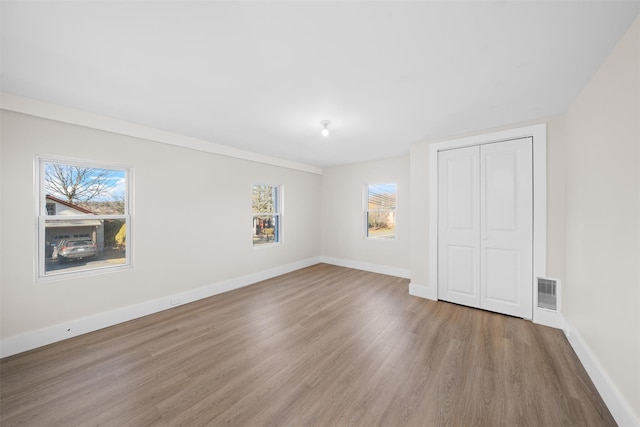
[437,137,533,319]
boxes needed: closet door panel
[437,146,480,307]
[484,247,519,303]
[480,138,533,319]
[437,138,533,319]
[447,245,476,296]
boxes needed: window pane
[44,162,126,215]
[252,185,277,214]
[368,184,397,210]
[367,183,397,239]
[252,184,280,246]
[45,218,127,275]
[253,215,279,245]
[367,211,396,239]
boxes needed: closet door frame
[428,124,546,321]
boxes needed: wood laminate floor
[1,264,615,426]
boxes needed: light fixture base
[320,120,331,137]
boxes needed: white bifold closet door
[437,138,533,319]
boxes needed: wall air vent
[537,277,558,311]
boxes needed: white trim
[365,182,398,240]
[321,256,410,279]
[35,155,133,281]
[409,290,636,425]
[426,124,547,321]
[532,308,565,330]
[251,183,282,247]
[533,276,564,329]
[1,92,323,175]
[0,257,321,358]
[564,323,640,427]
[409,282,437,300]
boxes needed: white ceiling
[2,1,639,168]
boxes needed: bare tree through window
[45,163,119,203]
[39,158,130,278]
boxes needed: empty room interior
[1,1,639,426]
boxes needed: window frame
[35,155,133,281]
[251,184,282,247]
[364,183,397,240]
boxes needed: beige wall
[321,156,410,275]
[564,16,640,419]
[0,111,322,339]
[1,16,637,420]
[409,141,430,288]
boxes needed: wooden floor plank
[0,264,616,426]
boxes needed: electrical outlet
[170,297,183,306]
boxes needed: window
[252,185,280,246]
[366,183,397,239]
[37,157,131,278]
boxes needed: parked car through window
[37,156,132,279]
[52,239,98,263]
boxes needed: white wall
[564,16,640,423]
[321,156,410,277]
[0,110,321,349]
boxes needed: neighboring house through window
[46,202,56,215]
[38,157,131,278]
[252,184,280,246]
[366,183,397,239]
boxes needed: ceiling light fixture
[320,120,331,137]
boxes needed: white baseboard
[533,307,565,330]
[6,258,636,427]
[320,256,410,279]
[407,282,634,424]
[408,282,438,300]
[564,322,640,427]
[0,257,321,358]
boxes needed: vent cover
[537,278,558,311]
